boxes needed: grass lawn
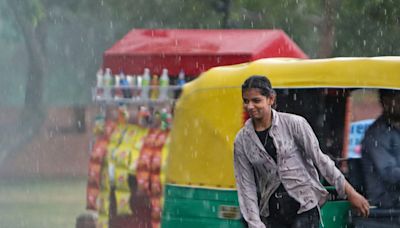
[0,177,87,228]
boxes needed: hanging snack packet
[136,170,150,194]
[128,151,140,175]
[113,145,131,169]
[154,131,168,148]
[150,197,161,220]
[159,137,169,185]
[114,167,130,191]
[100,163,110,191]
[139,150,152,170]
[115,191,132,215]
[90,138,108,163]
[88,163,101,188]
[144,129,160,147]
[109,124,126,144]
[150,174,161,196]
[150,151,161,173]
[128,125,149,175]
[134,126,149,150]
[97,214,109,228]
[104,120,117,138]
[97,191,110,216]
[86,186,100,210]
[120,124,137,145]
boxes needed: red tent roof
[103,29,307,76]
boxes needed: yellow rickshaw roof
[185,57,400,92]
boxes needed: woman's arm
[295,117,369,217]
[234,136,266,228]
[345,180,370,217]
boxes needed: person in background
[234,75,369,228]
[362,89,400,209]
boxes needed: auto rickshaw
[162,57,400,227]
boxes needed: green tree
[0,0,48,163]
[228,0,322,57]
[334,0,400,56]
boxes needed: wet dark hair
[379,89,400,106]
[241,75,274,97]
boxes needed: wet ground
[0,177,87,228]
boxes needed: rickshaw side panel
[162,185,243,228]
[162,185,351,228]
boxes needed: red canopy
[103,29,307,77]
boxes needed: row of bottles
[94,105,173,139]
[96,68,186,101]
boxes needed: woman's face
[242,88,275,121]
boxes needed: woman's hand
[348,190,370,217]
[345,181,370,217]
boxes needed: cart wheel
[76,212,97,228]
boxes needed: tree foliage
[334,0,400,56]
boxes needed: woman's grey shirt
[233,109,346,228]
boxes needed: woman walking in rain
[234,75,369,228]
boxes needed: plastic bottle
[103,68,113,100]
[114,74,123,100]
[159,68,170,101]
[150,74,159,100]
[96,69,104,100]
[126,75,135,99]
[120,72,131,98]
[177,69,186,87]
[175,69,186,98]
[141,68,151,100]
[136,75,142,100]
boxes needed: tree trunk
[212,0,231,29]
[0,0,47,164]
[221,0,231,29]
[318,0,339,58]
